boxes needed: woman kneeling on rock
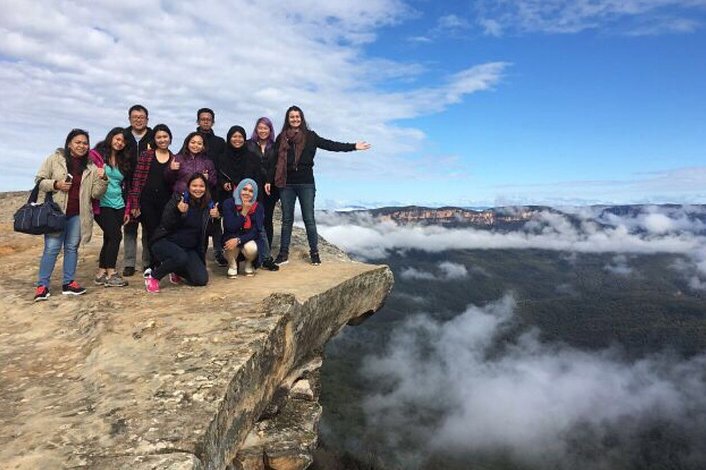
[222,178,265,278]
[144,173,220,293]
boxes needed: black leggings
[96,207,124,269]
[140,195,170,268]
[264,186,280,248]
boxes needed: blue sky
[1,0,705,207]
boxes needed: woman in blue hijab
[221,178,266,278]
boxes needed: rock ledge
[0,192,393,469]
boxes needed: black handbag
[13,181,67,235]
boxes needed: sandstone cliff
[0,192,393,469]
[363,205,542,228]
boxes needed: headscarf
[225,126,247,157]
[233,178,259,229]
[218,126,249,182]
[233,178,259,204]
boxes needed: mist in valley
[315,206,706,469]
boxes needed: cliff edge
[0,192,393,469]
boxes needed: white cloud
[642,212,675,234]
[318,206,706,260]
[407,13,472,43]
[604,254,633,275]
[555,282,578,295]
[475,0,706,35]
[672,253,706,290]
[362,294,706,468]
[438,261,469,279]
[399,267,436,281]
[478,167,706,207]
[0,0,507,192]
[437,14,471,31]
[399,261,469,281]
[319,205,706,290]
[479,18,504,36]
[390,290,427,304]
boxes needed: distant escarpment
[348,204,706,231]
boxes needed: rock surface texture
[0,192,393,469]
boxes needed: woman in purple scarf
[271,105,371,266]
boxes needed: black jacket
[124,126,154,185]
[272,130,355,186]
[247,140,276,185]
[218,145,266,203]
[151,192,212,262]
[198,128,226,170]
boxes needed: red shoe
[145,275,160,293]
[34,285,50,302]
[62,280,86,296]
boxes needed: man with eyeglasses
[123,104,154,277]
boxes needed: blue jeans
[37,215,81,287]
[279,184,317,254]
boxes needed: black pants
[96,207,124,269]
[151,239,208,286]
[209,218,223,255]
[264,186,280,248]
[140,195,170,269]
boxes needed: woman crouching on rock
[33,129,108,301]
[222,178,266,278]
[144,173,220,293]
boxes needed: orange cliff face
[372,206,539,227]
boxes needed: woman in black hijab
[217,126,264,204]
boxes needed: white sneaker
[227,267,238,278]
[244,261,254,277]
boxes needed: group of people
[32,105,371,301]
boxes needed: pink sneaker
[169,273,183,285]
[144,275,160,293]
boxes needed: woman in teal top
[89,128,132,287]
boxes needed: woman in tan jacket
[34,129,108,301]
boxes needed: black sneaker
[34,285,50,302]
[274,252,289,266]
[62,280,87,296]
[310,252,321,266]
[262,257,280,271]
[123,266,136,277]
[215,252,228,267]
